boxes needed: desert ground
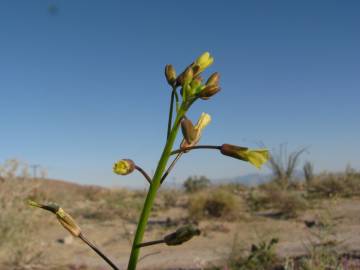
[1,167,360,270]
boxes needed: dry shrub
[268,145,306,189]
[307,168,360,198]
[158,188,181,209]
[247,183,308,218]
[0,178,45,269]
[272,191,308,218]
[73,189,144,222]
[188,188,243,220]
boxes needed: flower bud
[164,225,201,246]
[113,159,135,175]
[165,64,177,86]
[206,72,220,86]
[198,85,221,100]
[190,76,203,90]
[220,144,269,169]
[176,66,193,87]
[195,52,214,72]
[192,64,201,76]
[181,113,211,149]
[183,67,194,84]
[181,118,196,144]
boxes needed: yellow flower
[194,112,211,132]
[181,113,211,149]
[113,159,135,175]
[245,149,269,168]
[195,52,214,72]
[220,144,269,169]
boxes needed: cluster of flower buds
[113,159,135,175]
[163,224,201,246]
[165,52,221,101]
[180,113,211,149]
[220,144,269,169]
[29,200,81,237]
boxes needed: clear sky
[1,1,359,187]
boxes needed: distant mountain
[213,173,271,186]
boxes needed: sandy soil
[15,197,360,270]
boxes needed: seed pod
[56,208,82,237]
[164,225,201,246]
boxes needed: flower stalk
[127,105,187,270]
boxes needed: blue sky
[1,1,359,187]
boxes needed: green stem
[127,106,186,270]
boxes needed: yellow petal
[195,52,210,66]
[246,149,269,169]
[194,112,211,132]
[195,52,214,71]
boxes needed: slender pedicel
[79,233,120,270]
[135,165,152,184]
[170,145,222,155]
[160,152,183,184]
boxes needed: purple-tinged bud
[220,144,248,161]
[198,85,221,100]
[206,72,220,86]
[181,118,196,144]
